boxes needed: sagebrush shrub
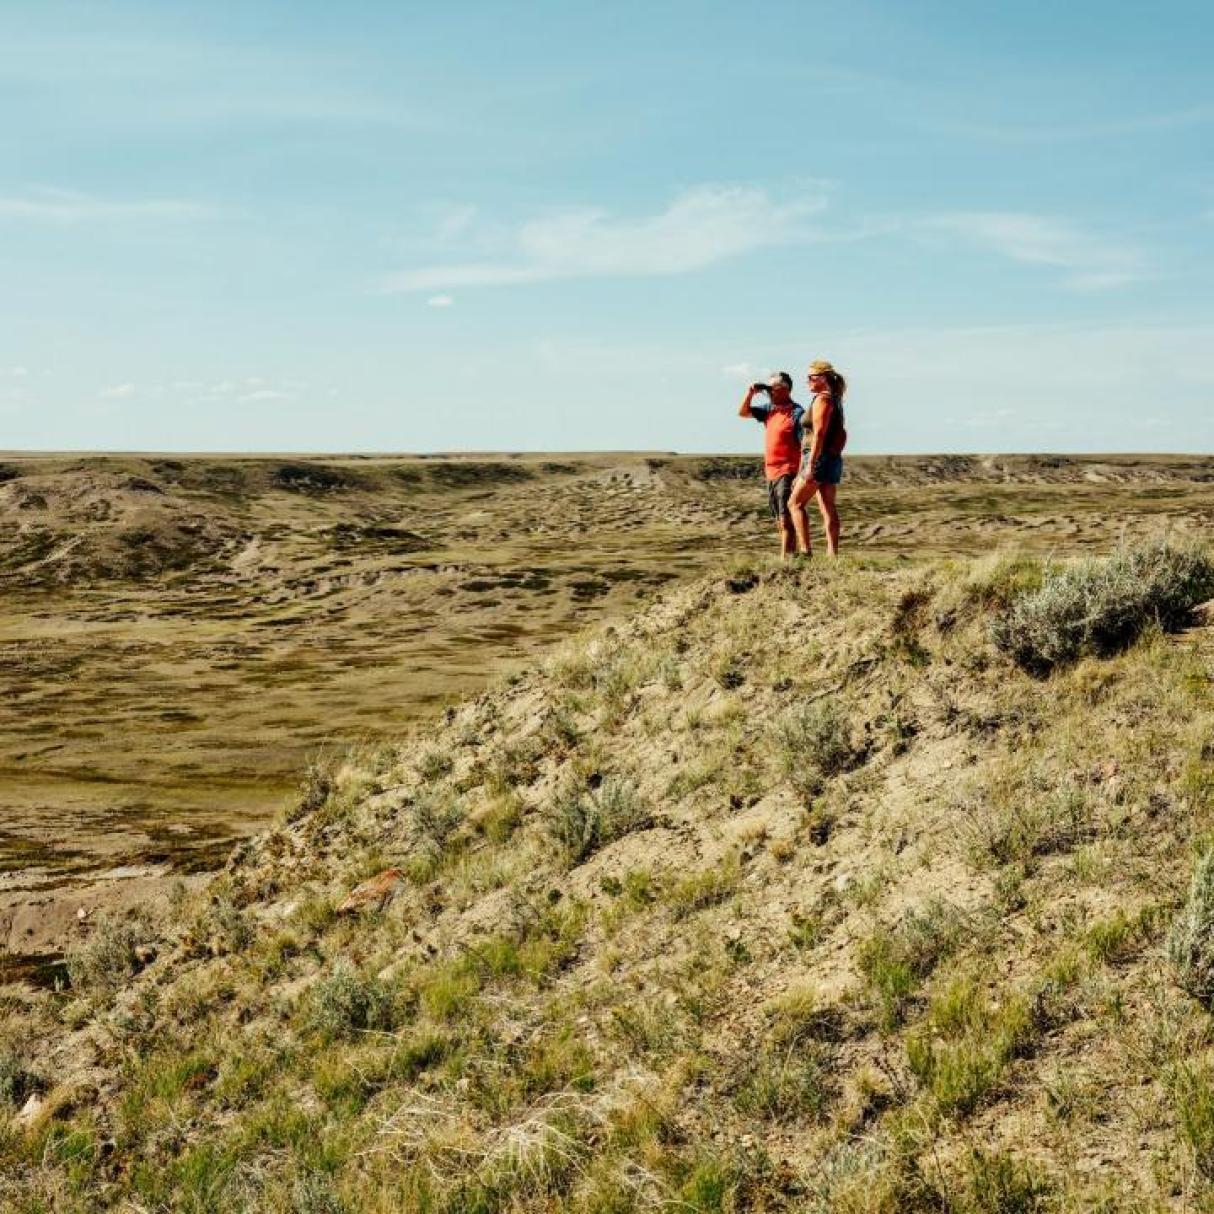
[1169,847,1214,1007]
[0,1047,34,1107]
[413,791,465,858]
[545,776,648,863]
[417,747,453,782]
[991,541,1214,674]
[66,914,152,995]
[484,739,541,794]
[194,896,254,955]
[307,960,396,1039]
[540,705,581,753]
[777,699,853,795]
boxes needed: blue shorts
[799,451,843,486]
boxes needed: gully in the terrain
[738,371,809,561]
[789,359,848,558]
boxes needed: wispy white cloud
[923,211,1146,291]
[1064,270,1143,293]
[238,389,289,403]
[3,31,441,136]
[92,377,303,407]
[721,362,761,381]
[98,382,137,399]
[427,294,455,308]
[183,379,299,404]
[10,366,29,377]
[0,187,210,223]
[384,185,827,292]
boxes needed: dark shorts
[799,451,844,486]
[768,473,795,520]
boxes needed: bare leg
[789,476,819,554]
[777,515,797,561]
[817,483,840,556]
[791,490,810,553]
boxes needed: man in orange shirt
[738,372,808,561]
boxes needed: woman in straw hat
[789,359,847,557]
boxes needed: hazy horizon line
[3,449,1212,461]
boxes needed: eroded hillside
[4,550,1214,1211]
[3,450,1212,925]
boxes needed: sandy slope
[4,550,1214,1208]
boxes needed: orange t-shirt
[751,401,805,480]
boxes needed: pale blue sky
[2,1,1212,453]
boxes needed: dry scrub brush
[991,539,1214,674]
[1170,847,1214,1009]
[544,775,650,864]
[775,697,854,798]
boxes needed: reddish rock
[336,868,404,915]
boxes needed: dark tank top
[810,394,847,457]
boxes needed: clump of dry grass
[991,540,1214,674]
[287,756,335,823]
[732,1038,834,1124]
[960,1147,1053,1213]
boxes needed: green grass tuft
[1169,1061,1214,1180]
[857,901,968,1029]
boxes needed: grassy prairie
[3,542,1214,1209]
[0,451,1212,956]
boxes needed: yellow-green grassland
[3,451,1214,1210]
